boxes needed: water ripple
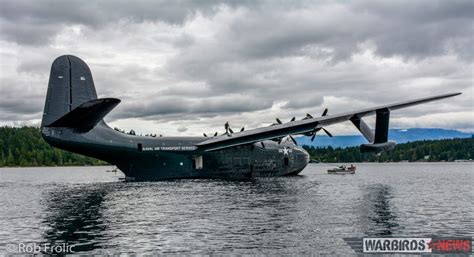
[0,163,472,254]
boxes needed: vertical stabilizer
[41,55,98,127]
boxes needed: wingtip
[442,92,462,98]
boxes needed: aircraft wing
[195,92,461,152]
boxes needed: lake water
[0,163,472,254]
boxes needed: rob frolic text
[5,243,75,254]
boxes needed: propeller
[303,108,327,120]
[203,131,219,137]
[276,135,298,146]
[223,122,245,135]
[321,108,328,116]
[288,135,298,145]
[306,108,333,141]
[273,116,298,145]
[224,122,233,135]
[303,113,313,120]
[310,127,333,141]
[276,116,296,124]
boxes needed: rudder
[41,55,98,127]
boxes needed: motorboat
[327,165,356,174]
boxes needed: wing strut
[350,108,395,153]
[374,108,390,143]
[350,115,374,143]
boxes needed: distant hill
[296,128,472,148]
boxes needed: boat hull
[327,170,355,175]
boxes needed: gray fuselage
[42,123,310,181]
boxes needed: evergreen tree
[0,126,107,167]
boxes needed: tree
[0,126,107,167]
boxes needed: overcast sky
[0,0,472,136]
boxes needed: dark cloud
[0,0,472,134]
[0,0,255,45]
[111,94,273,120]
[1,1,471,60]
[0,78,45,115]
[0,98,42,115]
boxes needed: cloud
[0,0,256,45]
[111,93,273,120]
[177,126,188,133]
[0,0,472,135]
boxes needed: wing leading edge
[196,92,461,152]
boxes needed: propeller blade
[203,133,208,137]
[260,142,265,148]
[240,127,245,132]
[278,137,283,144]
[224,122,230,133]
[214,132,218,137]
[322,108,328,116]
[290,117,296,122]
[311,133,316,141]
[322,128,333,137]
[276,118,282,124]
[229,127,234,134]
[304,113,313,120]
[289,135,298,145]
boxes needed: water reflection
[41,184,112,252]
[362,184,400,236]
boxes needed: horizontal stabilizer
[47,98,120,132]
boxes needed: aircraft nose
[294,146,310,166]
[302,148,310,165]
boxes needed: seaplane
[40,55,460,181]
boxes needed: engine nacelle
[360,141,396,153]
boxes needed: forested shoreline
[303,137,473,163]
[0,126,472,167]
[0,126,106,167]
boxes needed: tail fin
[41,55,98,127]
